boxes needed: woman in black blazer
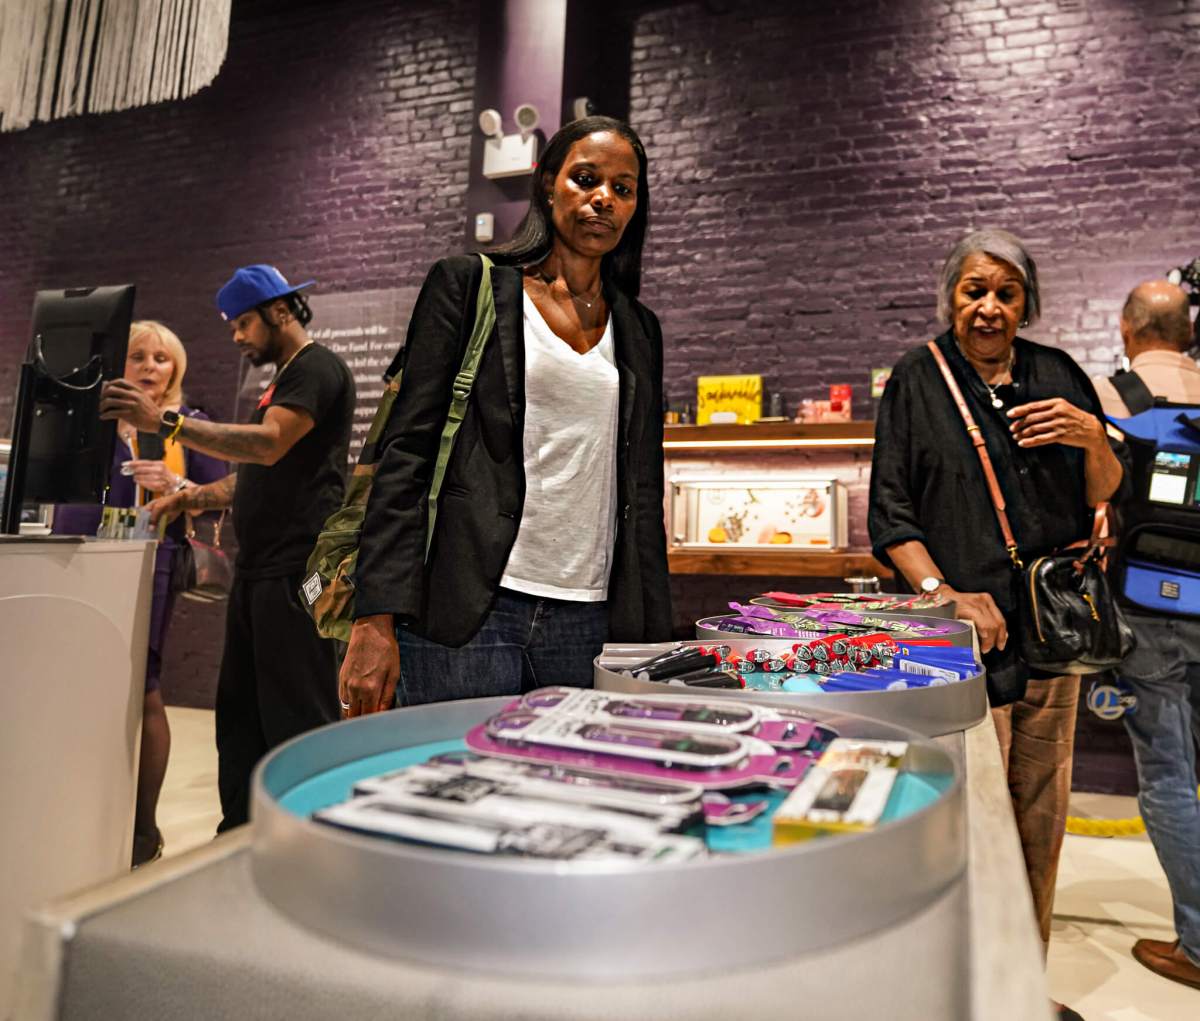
[340,116,672,714]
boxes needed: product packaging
[772,739,910,844]
[820,669,943,691]
[827,384,853,422]
[315,793,707,864]
[355,754,704,821]
[518,687,838,753]
[465,708,817,790]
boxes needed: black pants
[215,572,340,832]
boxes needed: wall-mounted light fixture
[513,103,539,140]
[479,106,539,180]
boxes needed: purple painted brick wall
[630,0,1200,414]
[0,0,477,427]
[0,0,479,705]
[1,0,1198,709]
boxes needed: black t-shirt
[233,343,355,579]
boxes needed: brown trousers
[991,673,1080,945]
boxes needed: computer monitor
[1,285,135,534]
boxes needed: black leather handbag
[1015,512,1137,673]
[927,340,1136,675]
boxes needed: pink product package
[464,711,815,791]
[518,687,838,753]
[728,602,955,638]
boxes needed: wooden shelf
[663,421,874,453]
[668,548,892,578]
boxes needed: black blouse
[868,330,1130,700]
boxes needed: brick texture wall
[629,0,1200,415]
[0,0,478,705]
[1,0,1198,711]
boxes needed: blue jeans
[1117,612,1200,964]
[396,588,608,706]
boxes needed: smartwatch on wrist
[158,408,183,440]
[919,576,945,595]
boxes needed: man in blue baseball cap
[101,264,355,831]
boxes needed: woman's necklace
[539,269,602,310]
[960,342,1015,409]
[983,350,1015,409]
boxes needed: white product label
[897,659,960,681]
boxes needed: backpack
[1107,370,1200,619]
[300,254,497,640]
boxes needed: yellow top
[131,428,187,504]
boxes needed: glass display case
[669,473,848,551]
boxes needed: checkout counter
[0,538,155,1016]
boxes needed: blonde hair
[128,319,188,408]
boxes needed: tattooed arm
[100,379,315,466]
[170,405,316,466]
[146,472,238,527]
[185,472,238,512]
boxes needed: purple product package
[805,609,955,637]
[519,687,837,753]
[465,711,815,791]
[715,616,804,638]
[730,602,957,638]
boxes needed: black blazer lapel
[491,265,525,425]
[609,289,641,448]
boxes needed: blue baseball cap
[216,264,315,321]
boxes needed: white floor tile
[1048,794,1198,1020]
[159,706,221,859]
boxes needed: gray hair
[936,228,1041,327]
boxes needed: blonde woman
[55,321,227,866]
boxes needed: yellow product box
[696,375,762,425]
[771,739,909,845]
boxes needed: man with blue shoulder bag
[1094,278,1200,991]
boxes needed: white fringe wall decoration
[0,0,231,133]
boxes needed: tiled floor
[1048,793,1196,1020]
[158,708,1198,1018]
[158,706,222,860]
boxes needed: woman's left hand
[1007,398,1104,451]
[126,459,182,495]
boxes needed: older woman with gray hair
[869,228,1127,954]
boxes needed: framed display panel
[594,639,987,737]
[669,473,848,550]
[250,696,964,980]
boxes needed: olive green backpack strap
[424,253,496,561]
[300,253,496,640]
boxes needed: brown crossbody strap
[925,339,1113,569]
[925,339,1024,569]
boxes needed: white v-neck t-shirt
[499,294,620,601]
